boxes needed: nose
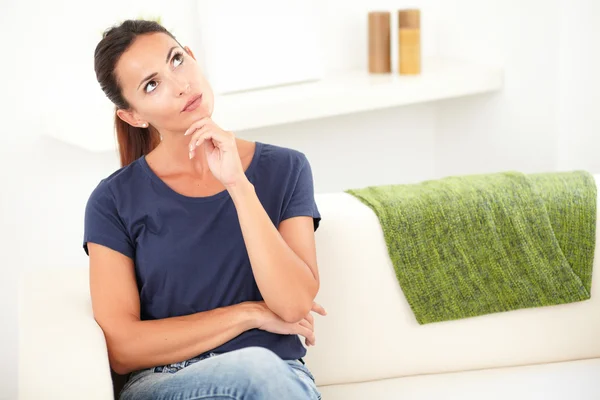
[179,83,191,96]
[172,76,191,97]
[178,82,191,97]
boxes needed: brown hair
[94,19,182,167]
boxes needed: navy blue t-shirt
[83,141,321,362]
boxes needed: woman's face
[115,32,214,134]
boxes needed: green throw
[346,171,596,324]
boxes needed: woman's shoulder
[256,141,309,171]
[87,157,146,204]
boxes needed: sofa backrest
[305,185,600,386]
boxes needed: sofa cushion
[318,357,600,399]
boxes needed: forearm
[105,302,261,374]
[229,179,318,322]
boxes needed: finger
[188,126,213,151]
[302,317,315,346]
[189,129,219,159]
[299,318,313,332]
[188,126,235,159]
[188,129,210,159]
[184,120,212,141]
[183,117,212,136]
[190,129,232,152]
[305,312,314,326]
[311,302,327,316]
[199,138,215,158]
[296,325,315,346]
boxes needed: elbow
[110,358,131,376]
[268,277,320,323]
[107,340,136,375]
[110,347,136,375]
[100,323,138,375]
[279,308,309,324]
[276,297,316,324]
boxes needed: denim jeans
[119,347,322,400]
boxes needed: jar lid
[399,9,420,29]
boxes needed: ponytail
[115,111,160,167]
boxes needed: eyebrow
[137,46,180,91]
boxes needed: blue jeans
[119,347,322,400]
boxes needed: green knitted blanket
[346,171,596,324]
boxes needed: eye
[145,80,158,93]
[173,52,184,68]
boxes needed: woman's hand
[254,301,327,347]
[184,118,245,187]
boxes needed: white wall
[433,0,600,178]
[237,0,440,192]
[557,0,600,172]
[239,104,437,193]
[2,1,599,398]
[434,0,561,176]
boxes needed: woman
[85,19,325,400]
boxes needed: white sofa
[19,187,600,399]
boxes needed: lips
[182,94,203,112]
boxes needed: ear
[116,108,146,128]
[184,46,196,61]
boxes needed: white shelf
[43,58,503,153]
[212,57,503,132]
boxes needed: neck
[151,129,212,178]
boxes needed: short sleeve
[83,181,135,259]
[281,155,321,231]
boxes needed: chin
[204,102,214,117]
[197,104,213,119]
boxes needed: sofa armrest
[19,267,114,400]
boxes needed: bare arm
[228,180,320,323]
[184,124,322,325]
[88,242,263,375]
